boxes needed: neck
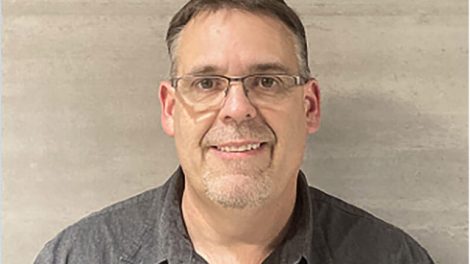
[181,179,297,264]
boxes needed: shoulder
[34,181,168,264]
[309,187,434,264]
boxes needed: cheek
[264,99,308,158]
[173,103,217,150]
[267,95,307,134]
[280,113,307,149]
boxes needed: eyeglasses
[171,74,306,110]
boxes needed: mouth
[209,141,268,158]
[215,142,263,153]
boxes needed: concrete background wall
[3,0,467,263]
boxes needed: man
[35,0,435,263]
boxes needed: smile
[216,143,262,153]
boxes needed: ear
[303,78,321,134]
[159,81,176,136]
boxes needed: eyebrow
[186,62,292,76]
[187,65,220,75]
[248,63,291,74]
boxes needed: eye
[255,76,281,89]
[259,77,277,88]
[252,76,282,90]
[195,78,216,90]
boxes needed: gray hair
[165,0,311,79]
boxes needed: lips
[216,143,262,153]
[202,121,275,156]
[209,141,268,158]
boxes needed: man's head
[159,0,320,209]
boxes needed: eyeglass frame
[170,73,308,96]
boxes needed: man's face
[160,9,320,208]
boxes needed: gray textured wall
[3,1,467,264]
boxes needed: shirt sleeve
[33,231,74,264]
[395,231,435,264]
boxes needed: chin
[202,171,273,209]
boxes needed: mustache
[201,120,276,146]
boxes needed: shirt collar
[156,167,194,263]
[264,170,332,264]
[131,167,332,264]
[296,170,333,264]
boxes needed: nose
[218,82,257,124]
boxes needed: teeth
[217,143,261,153]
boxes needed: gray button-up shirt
[34,167,434,264]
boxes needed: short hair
[166,0,310,79]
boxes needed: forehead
[175,8,299,76]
